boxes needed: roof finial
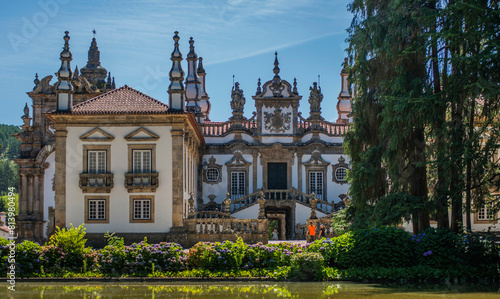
[233,74,235,86]
[168,31,186,111]
[112,77,116,89]
[106,72,112,89]
[34,73,40,87]
[256,78,261,95]
[318,75,321,88]
[55,31,74,111]
[273,51,280,76]
[23,102,30,118]
[293,78,298,94]
[93,29,96,37]
[187,37,197,59]
[74,66,79,77]
[197,57,205,74]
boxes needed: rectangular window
[88,150,106,173]
[133,150,152,173]
[88,199,106,220]
[309,171,324,200]
[231,171,246,200]
[478,206,494,221]
[133,199,151,220]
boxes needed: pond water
[1,281,499,298]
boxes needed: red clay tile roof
[69,85,170,114]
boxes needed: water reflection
[1,282,499,298]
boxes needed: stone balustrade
[79,173,114,193]
[201,120,257,137]
[184,218,268,246]
[124,172,159,192]
[230,188,344,215]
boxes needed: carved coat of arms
[264,108,291,133]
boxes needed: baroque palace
[13,31,497,246]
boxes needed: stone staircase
[227,188,345,215]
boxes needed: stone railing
[229,188,342,215]
[79,173,114,193]
[297,113,349,136]
[184,218,268,246]
[192,211,231,219]
[124,173,159,192]
[201,120,257,137]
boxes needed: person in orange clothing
[307,221,316,243]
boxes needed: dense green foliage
[0,160,18,196]
[0,194,18,218]
[0,124,20,196]
[0,124,21,160]
[345,0,500,232]
[1,226,498,282]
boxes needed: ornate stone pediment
[225,151,251,167]
[259,143,295,163]
[303,150,330,167]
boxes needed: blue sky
[0,0,351,126]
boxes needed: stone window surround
[225,152,251,198]
[82,144,111,173]
[332,156,349,185]
[303,151,330,200]
[129,195,155,223]
[127,144,157,173]
[84,195,109,224]
[202,156,222,185]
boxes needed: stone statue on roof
[309,82,322,113]
[230,82,245,113]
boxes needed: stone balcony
[79,173,114,193]
[124,172,159,192]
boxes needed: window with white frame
[478,205,495,221]
[133,150,152,173]
[88,199,106,220]
[133,198,151,220]
[335,167,347,182]
[231,171,246,200]
[88,150,106,173]
[309,171,324,200]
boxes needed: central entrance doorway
[267,162,287,189]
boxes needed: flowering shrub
[290,252,324,281]
[0,225,498,281]
[242,242,297,269]
[97,241,186,275]
[187,238,247,270]
[48,224,87,271]
[15,240,43,275]
[410,228,461,267]
[307,238,337,266]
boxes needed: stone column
[171,128,185,227]
[20,173,28,214]
[297,153,303,192]
[54,129,68,228]
[252,153,258,193]
[33,173,40,216]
